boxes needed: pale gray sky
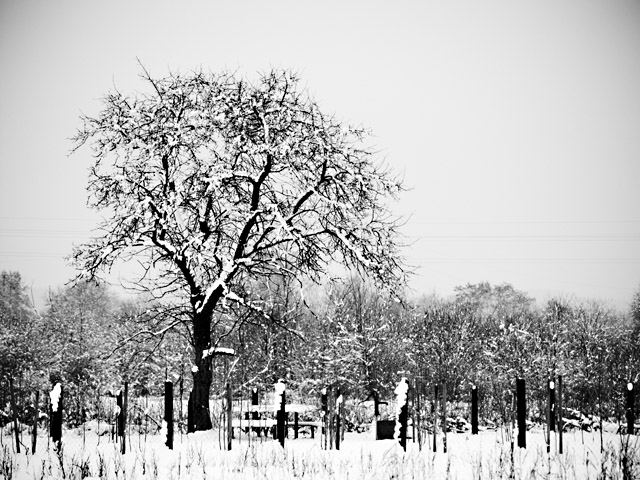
[1,0,639,310]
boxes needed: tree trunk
[191,311,213,431]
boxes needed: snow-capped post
[335,388,343,450]
[49,382,63,451]
[275,379,286,447]
[394,377,409,451]
[626,382,635,435]
[164,381,174,450]
[471,385,479,435]
[516,378,526,449]
[9,377,20,454]
[557,375,563,455]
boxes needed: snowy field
[2,426,639,479]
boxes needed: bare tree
[71,68,406,430]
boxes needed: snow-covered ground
[2,426,639,479]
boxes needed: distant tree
[71,68,406,430]
[42,281,116,424]
[0,271,40,384]
[454,282,534,321]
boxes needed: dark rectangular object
[376,420,396,440]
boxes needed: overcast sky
[1,0,639,310]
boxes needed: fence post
[546,380,553,453]
[471,385,479,435]
[335,388,342,450]
[442,382,447,453]
[558,375,563,455]
[226,383,233,450]
[549,379,556,431]
[49,383,63,451]
[275,380,286,448]
[627,382,635,436]
[164,381,174,450]
[9,378,20,454]
[122,382,128,454]
[321,388,328,449]
[251,388,260,438]
[116,390,124,450]
[516,378,526,449]
[433,384,438,453]
[32,390,39,454]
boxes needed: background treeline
[1,270,639,426]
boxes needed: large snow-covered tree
[71,68,406,430]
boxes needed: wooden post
[442,382,447,453]
[294,412,299,439]
[225,383,233,450]
[49,383,63,451]
[399,395,408,452]
[164,381,173,450]
[9,378,20,454]
[549,379,556,431]
[321,388,328,449]
[122,382,128,454]
[546,380,553,453]
[252,388,259,437]
[627,382,635,435]
[433,384,438,453]
[335,388,341,450]
[471,386,478,435]
[277,388,286,447]
[32,390,39,454]
[416,381,423,450]
[116,389,125,451]
[558,375,563,455]
[516,378,526,449]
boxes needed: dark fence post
[294,412,299,439]
[226,383,233,450]
[251,388,260,437]
[49,383,63,451]
[627,382,635,435]
[164,381,174,449]
[32,390,39,454]
[558,375,563,455]
[276,380,286,447]
[9,378,20,454]
[335,388,342,450]
[442,382,447,453]
[471,386,478,435]
[549,379,556,431]
[433,384,438,453]
[516,378,526,449]
[321,388,328,449]
[116,389,124,449]
[122,382,128,454]
[546,379,553,453]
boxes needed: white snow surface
[4,426,638,479]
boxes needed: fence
[0,375,637,458]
